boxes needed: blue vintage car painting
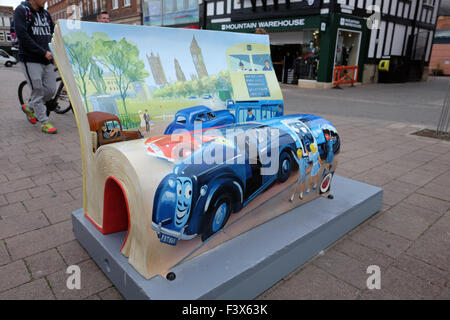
[164,105,235,135]
[150,114,340,246]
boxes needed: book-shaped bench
[51,21,340,279]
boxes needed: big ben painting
[190,35,208,78]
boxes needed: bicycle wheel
[54,79,72,114]
[18,80,31,106]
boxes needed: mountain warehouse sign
[209,17,319,33]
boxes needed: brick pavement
[0,66,449,299]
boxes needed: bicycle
[18,67,72,117]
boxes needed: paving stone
[85,294,102,300]
[30,172,63,186]
[0,242,11,266]
[396,168,442,187]
[402,193,450,215]
[98,287,124,300]
[0,260,31,292]
[392,254,450,289]
[0,278,54,300]
[332,238,395,269]
[419,142,450,155]
[381,266,447,299]
[371,163,412,179]
[17,159,46,171]
[402,150,440,163]
[47,259,111,300]
[40,155,65,166]
[28,185,54,198]
[431,171,450,188]
[406,214,450,272]
[257,265,359,300]
[57,169,81,180]
[417,182,450,202]
[5,220,75,260]
[26,249,67,279]
[357,288,401,300]
[4,189,32,204]
[0,194,7,206]
[370,203,441,241]
[22,191,73,212]
[313,249,374,290]
[0,210,48,240]
[382,189,408,207]
[57,240,90,265]
[49,177,82,193]
[0,202,27,218]
[382,179,420,197]
[0,177,35,195]
[68,187,83,200]
[417,162,450,175]
[435,151,450,164]
[387,158,424,171]
[353,169,394,187]
[350,225,412,259]
[42,199,82,224]
[4,169,29,182]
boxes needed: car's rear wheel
[201,193,232,241]
[278,151,292,183]
[320,173,333,194]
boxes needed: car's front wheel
[278,151,293,183]
[201,193,232,241]
[5,61,12,67]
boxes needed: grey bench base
[72,175,382,300]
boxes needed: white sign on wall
[340,17,362,29]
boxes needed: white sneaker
[299,192,303,200]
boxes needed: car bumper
[151,221,197,241]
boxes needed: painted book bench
[52,20,341,280]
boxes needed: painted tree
[63,31,93,112]
[89,62,107,95]
[94,36,149,115]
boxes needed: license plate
[160,233,178,246]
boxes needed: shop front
[207,13,369,87]
[317,14,369,86]
[208,16,322,84]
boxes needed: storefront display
[142,0,199,27]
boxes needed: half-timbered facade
[200,0,441,86]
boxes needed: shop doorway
[334,29,361,68]
[269,30,320,84]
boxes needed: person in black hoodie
[14,0,57,134]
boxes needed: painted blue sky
[59,20,270,88]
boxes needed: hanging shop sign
[208,16,320,33]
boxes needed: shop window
[334,30,360,67]
[284,29,320,82]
